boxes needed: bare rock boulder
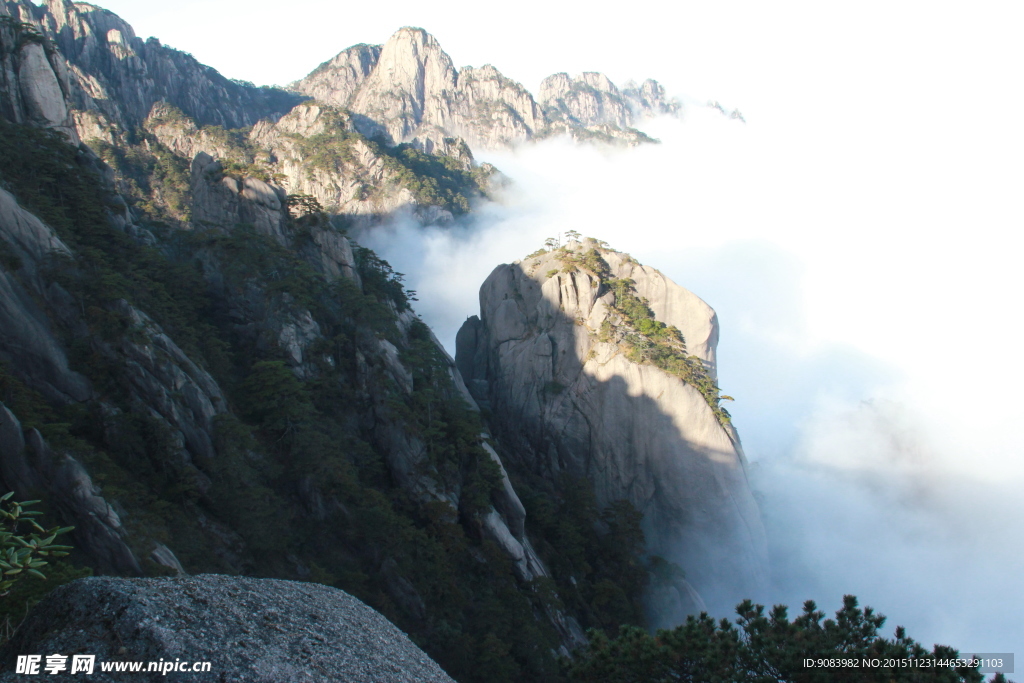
[0,575,456,682]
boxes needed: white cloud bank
[362,101,1024,653]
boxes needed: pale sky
[51,0,1024,655]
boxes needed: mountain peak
[457,240,767,625]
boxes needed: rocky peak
[298,28,672,152]
[457,240,769,624]
[540,71,633,129]
[622,77,682,117]
[2,0,305,131]
[290,42,382,108]
[348,27,458,145]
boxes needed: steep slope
[0,5,757,680]
[134,99,489,227]
[539,72,680,143]
[457,239,769,624]
[0,118,574,682]
[338,28,543,150]
[1,0,303,132]
[290,43,382,108]
[0,22,610,681]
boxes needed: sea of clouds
[359,103,1023,654]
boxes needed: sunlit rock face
[300,27,542,151]
[1,0,304,133]
[290,43,382,109]
[457,241,769,623]
[292,27,678,152]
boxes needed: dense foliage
[90,135,193,224]
[0,120,646,682]
[554,243,732,424]
[0,494,74,594]
[568,595,1007,683]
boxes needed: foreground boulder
[0,575,455,682]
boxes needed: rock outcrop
[0,575,456,682]
[248,102,420,220]
[290,43,382,108]
[0,403,143,575]
[0,187,91,403]
[2,0,304,132]
[0,12,78,139]
[456,241,769,622]
[540,72,634,129]
[538,72,683,144]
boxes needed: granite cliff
[0,10,588,677]
[292,27,679,151]
[0,3,759,681]
[1,0,303,132]
[457,240,769,624]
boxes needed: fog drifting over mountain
[361,103,1024,653]
[75,0,1023,656]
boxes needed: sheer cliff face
[0,10,78,140]
[457,242,769,620]
[290,43,382,108]
[2,0,304,131]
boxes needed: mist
[360,101,1024,654]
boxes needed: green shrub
[567,595,996,683]
[553,243,732,424]
[0,494,74,595]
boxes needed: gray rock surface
[0,188,92,403]
[2,0,304,131]
[292,27,671,152]
[0,11,78,139]
[0,574,456,682]
[457,241,769,620]
[190,152,289,243]
[0,403,142,574]
[290,43,381,108]
[248,102,418,220]
[539,72,633,129]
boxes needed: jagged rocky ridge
[457,240,769,625]
[292,26,681,151]
[2,0,303,132]
[0,3,760,681]
[4,0,689,230]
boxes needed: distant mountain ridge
[291,26,681,150]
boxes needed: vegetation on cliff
[551,240,733,424]
[0,119,646,682]
[286,120,490,214]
